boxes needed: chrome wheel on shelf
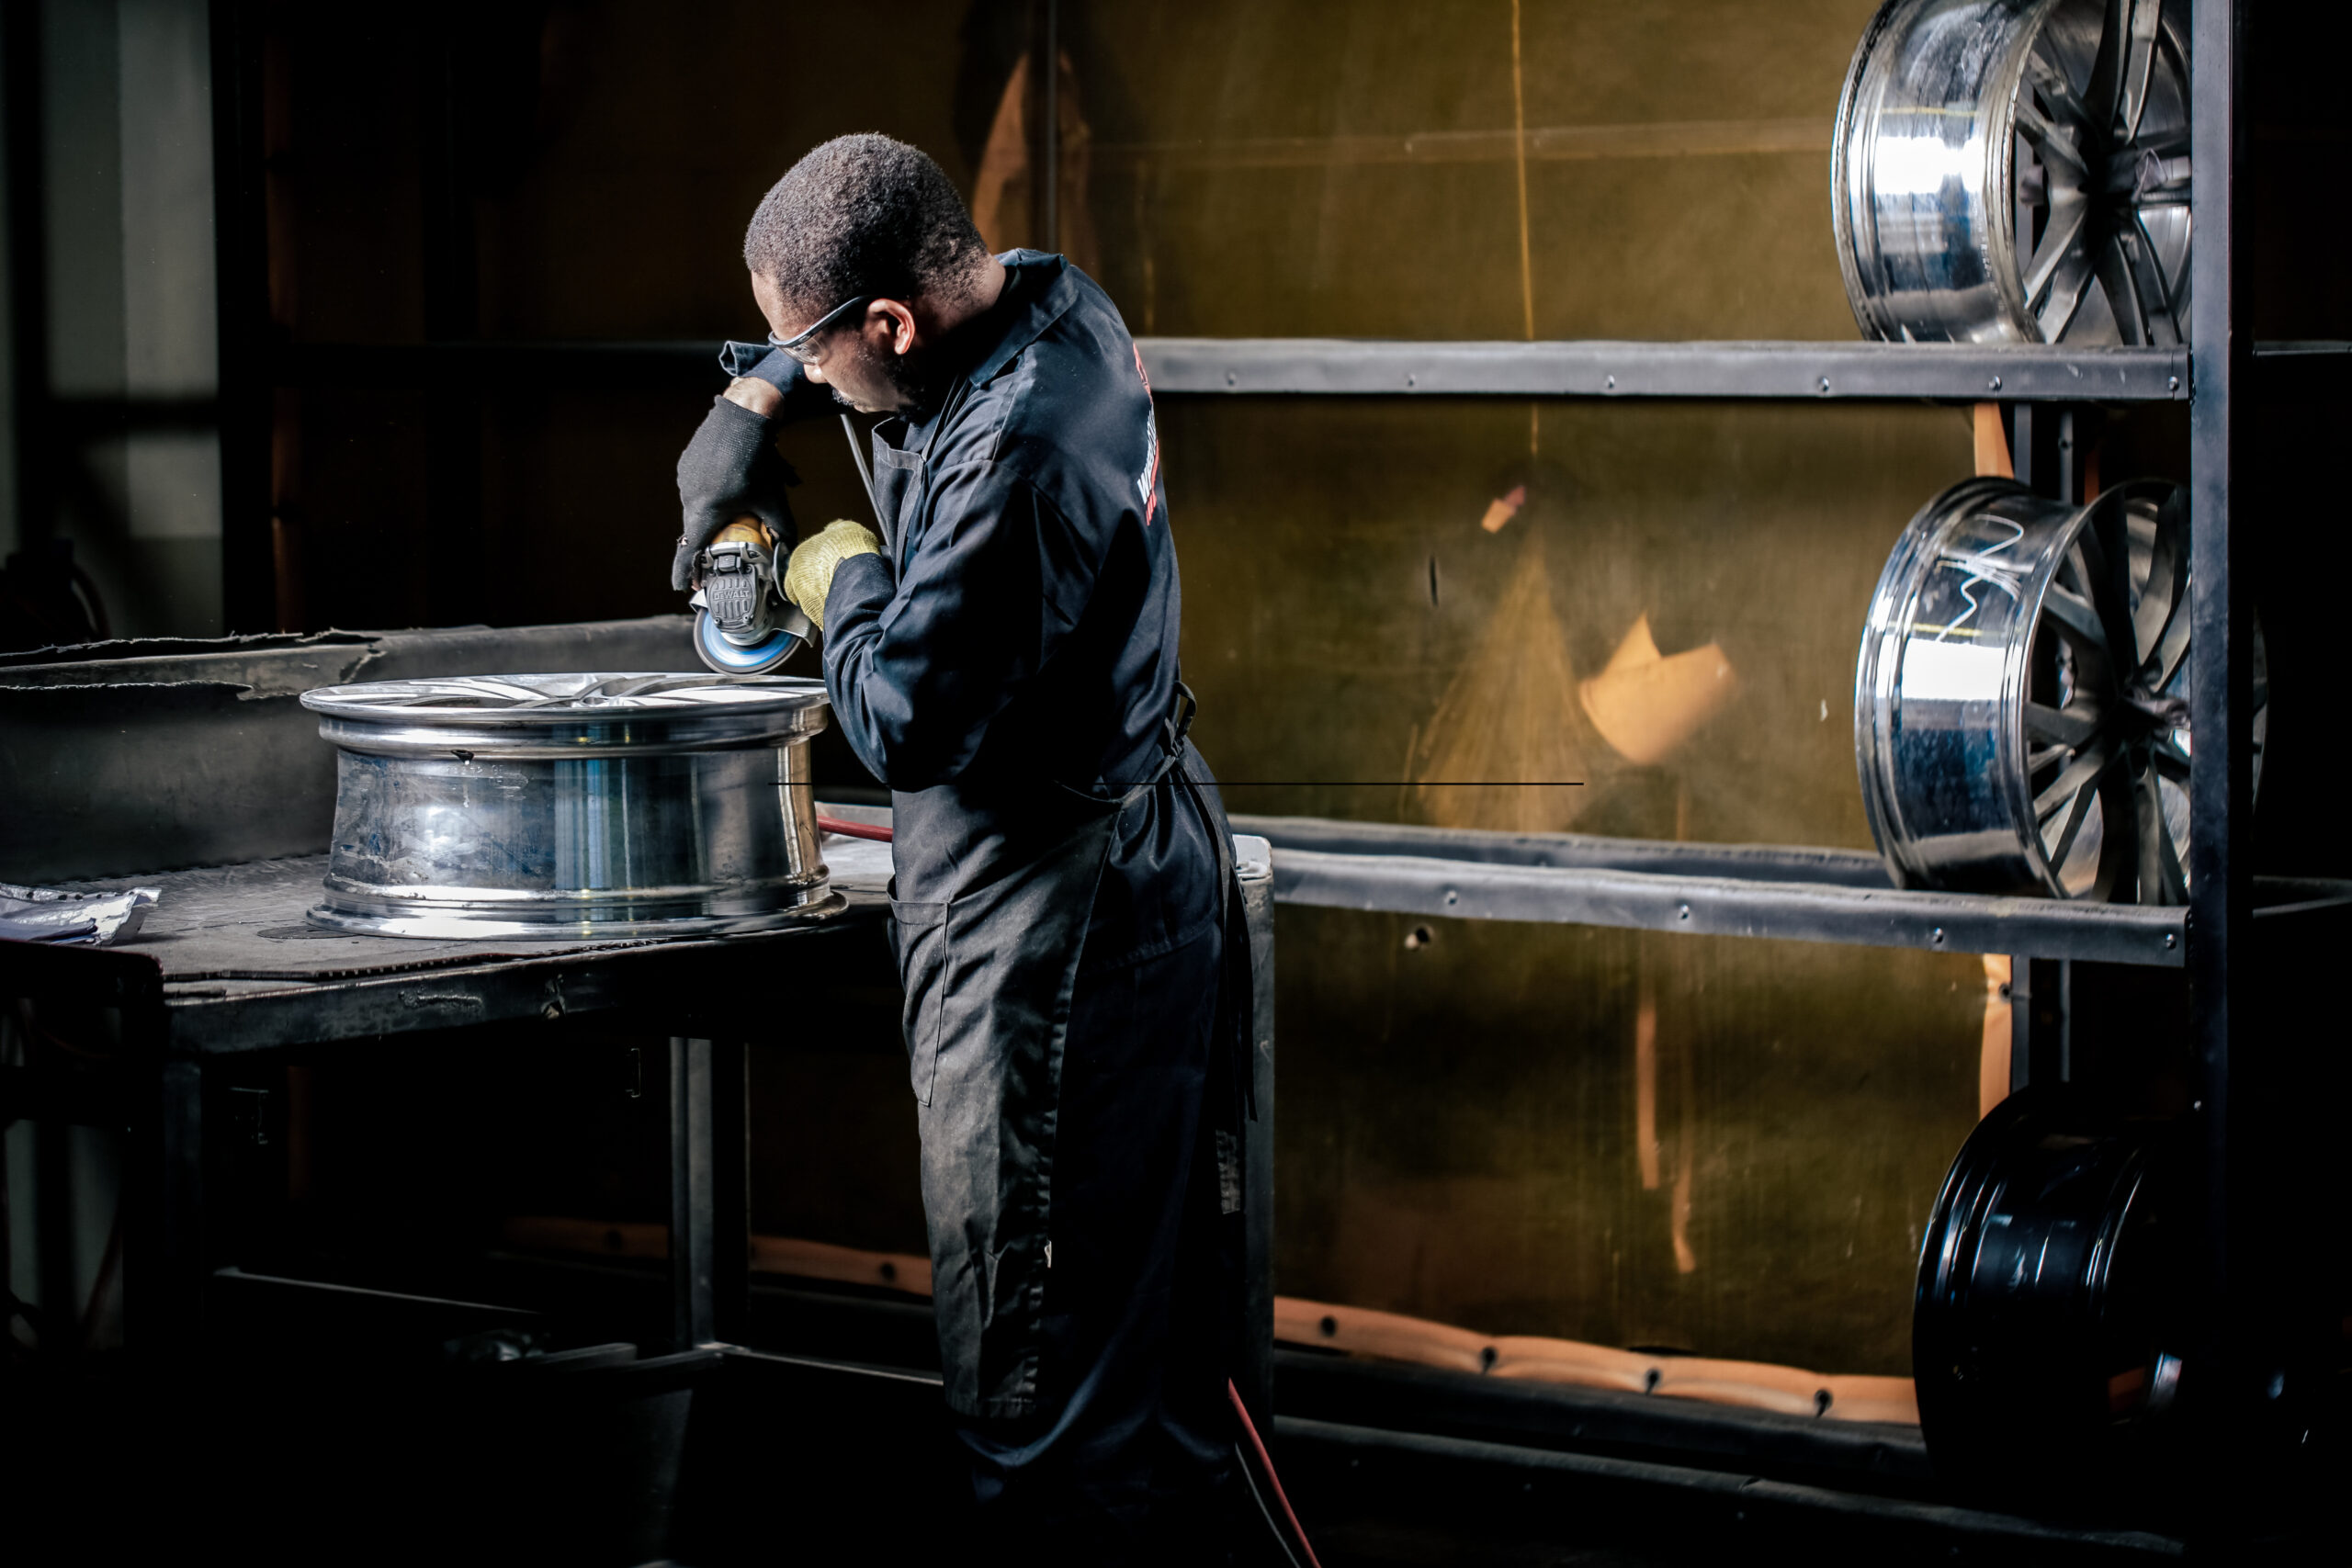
[1833,0,2191,344]
[1855,477,2264,904]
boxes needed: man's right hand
[672,396,796,592]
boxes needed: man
[672,135,1254,1560]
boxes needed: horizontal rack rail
[1139,339,2189,401]
[1232,816,2352,965]
[267,338,2350,403]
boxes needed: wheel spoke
[2096,231,2151,345]
[2033,226,2098,342]
[2152,739,2191,784]
[2021,200,2089,308]
[2085,499,2143,671]
[2086,0,2128,129]
[2041,760,2108,871]
[2115,0,2162,143]
[2036,736,2120,821]
[2154,512,2201,682]
[2024,45,2096,132]
[2058,540,2090,599]
[2123,214,2183,344]
[2133,491,2188,666]
[2043,582,2111,657]
[2086,0,2159,139]
[2016,99,2089,184]
[2132,758,2188,906]
[2027,699,2103,747]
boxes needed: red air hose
[1229,1379,1322,1568]
[820,811,1315,1562]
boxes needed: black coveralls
[759,254,1244,1552]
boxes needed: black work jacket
[817,252,1217,967]
[761,254,1227,1417]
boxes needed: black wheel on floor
[1913,1085,2188,1511]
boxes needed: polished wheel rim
[1856,478,2263,903]
[1835,0,2191,344]
[303,671,836,939]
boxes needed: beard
[828,334,949,418]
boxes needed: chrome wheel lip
[1856,476,2252,905]
[1857,477,2066,895]
[301,671,831,758]
[1834,0,2047,344]
[1834,0,2192,345]
[304,886,845,942]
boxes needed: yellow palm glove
[783,520,883,632]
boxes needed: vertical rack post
[4,0,51,558]
[418,19,484,628]
[1238,863,1277,1425]
[209,0,274,635]
[670,1035,715,1350]
[2186,0,2250,1412]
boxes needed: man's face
[753,271,938,417]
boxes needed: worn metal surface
[1239,855,1277,1425]
[275,334,2209,402]
[1232,814,1895,887]
[0,618,705,884]
[2184,0,2249,1408]
[1268,843,2187,965]
[303,673,834,938]
[1137,337,2188,400]
[27,841,891,1055]
[1273,1415,2186,1557]
[1235,813,2352,963]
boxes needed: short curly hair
[744,135,989,317]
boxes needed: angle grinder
[689,517,810,674]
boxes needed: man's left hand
[784,520,884,632]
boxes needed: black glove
[718,342,839,423]
[718,341,793,386]
[672,397,798,592]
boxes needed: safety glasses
[767,294,873,367]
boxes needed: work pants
[947,919,1249,1565]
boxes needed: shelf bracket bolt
[1986,376,2002,392]
[1930,926,1946,944]
[2164,931,2177,949]
[1605,375,1616,390]
[1677,903,1690,922]
[1817,377,1830,395]
[2167,375,2180,393]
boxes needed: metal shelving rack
[1121,0,2280,1442]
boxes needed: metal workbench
[4,832,897,1359]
